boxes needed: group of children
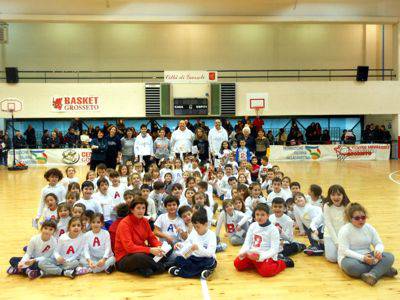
[6,152,397,285]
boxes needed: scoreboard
[173,98,208,115]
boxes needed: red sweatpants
[234,256,286,277]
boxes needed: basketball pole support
[8,111,28,171]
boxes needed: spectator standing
[105,125,122,169]
[54,128,64,147]
[24,125,37,148]
[70,118,83,133]
[0,132,11,165]
[134,124,154,171]
[64,128,79,148]
[242,126,256,153]
[277,128,288,146]
[208,119,229,159]
[13,131,27,149]
[121,128,135,164]
[48,131,61,149]
[41,130,51,148]
[253,116,264,132]
[320,129,331,144]
[171,120,195,158]
[116,119,126,137]
[153,128,170,164]
[89,130,108,171]
[266,130,275,145]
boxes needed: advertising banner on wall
[269,144,391,161]
[164,71,218,83]
[51,96,101,112]
[8,148,92,167]
[8,144,390,167]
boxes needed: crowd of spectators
[0,118,393,166]
[361,124,391,144]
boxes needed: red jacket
[114,214,161,262]
[109,218,123,253]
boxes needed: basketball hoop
[250,98,265,117]
[1,98,22,113]
[1,98,28,171]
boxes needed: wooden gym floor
[0,161,399,300]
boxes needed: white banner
[8,148,92,167]
[7,144,391,166]
[269,144,391,161]
[51,96,101,112]
[164,71,218,83]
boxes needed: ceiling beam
[0,14,398,24]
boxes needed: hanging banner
[164,71,218,83]
[269,144,390,161]
[8,148,92,167]
[51,96,101,112]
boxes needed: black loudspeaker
[356,66,369,82]
[5,67,19,83]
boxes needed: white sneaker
[75,266,91,275]
[200,269,213,281]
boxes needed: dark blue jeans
[9,256,39,271]
[303,224,324,250]
[174,255,217,278]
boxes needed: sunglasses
[352,215,366,221]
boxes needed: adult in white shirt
[171,120,194,158]
[338,203,396,286]
[208,119,228,158]
[134,124,154,171]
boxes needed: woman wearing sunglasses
[337,203,397,286]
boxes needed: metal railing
[0,68,396,83]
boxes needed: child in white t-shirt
[269,198,305,257]
[169,208,217,280]
[7,220,57,279]
[154,196,186,245]
[92,178,115,228]
[293,192,324,256]
[267,177,290,206]
[108,171,127,205]
[39,217,85,278]
[234,203,289,277]
[60,166,79,190]
[55,203,71,239]
[78,213,116,274]
[215,200,248,246]
[308,184,324,208]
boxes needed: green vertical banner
[210,83,221,116]
[161,83,171,116]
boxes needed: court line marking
[200,278,211,300]
[388,170,400,185]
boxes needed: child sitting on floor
[234,203,292,277]
[168,208,217,280]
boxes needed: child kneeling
[234,203,289,277]
[168,208,217,280]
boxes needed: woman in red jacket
[115,198,166,276]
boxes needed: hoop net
[1,99,22,113]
